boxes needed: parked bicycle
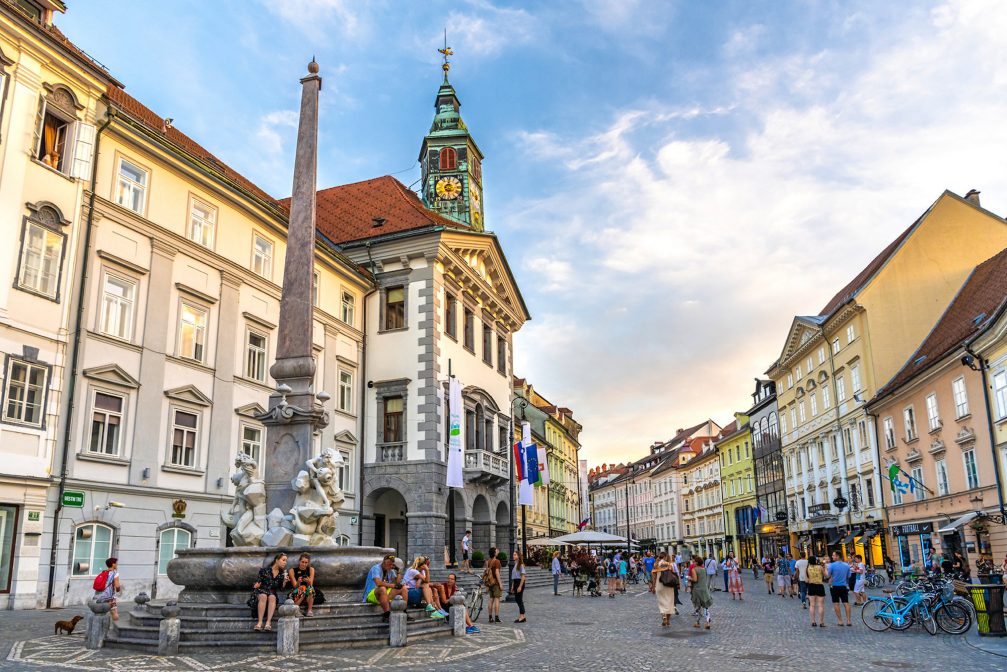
[466,580,484,622]
[862,587,937,635]
[865,569,884,589]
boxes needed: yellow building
[768,190,1007,566]
[716,414,757,566]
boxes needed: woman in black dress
[288,552,325,616]
[250,552,288,630]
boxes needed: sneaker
[430,610,447,619]
[466,625,480,634]
[437,609,449,618]
[425,604,435,613]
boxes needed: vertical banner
[537,445,550,486]
[518,422,533,505]
[446,377,463,488]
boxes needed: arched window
[769,412,779,438]
[440,147,457,171]
[158,527,192,574]
[475,404,484,452]
[72,523,113,576]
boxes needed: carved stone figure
[221,453,267,546]
[259,449,346,547]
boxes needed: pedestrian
[883,555,895,583]
[727,553,744,600]
[484,546,503,622]
[94,557,121,623]
[751,556,759,580]
[794,551,809,609]
[651,551,680,626]
[775,551,792,599]
[704,554,718,591]
[688,554,713,629]
[551,550,562,596]
[618,554,629,593]
[606,554,618,598]
[762,556,775,594]
[825,551,852,626]
[787,553,798,597]
[643,550,656,584]
[852,554,867,605]
[806,555,826,627]
[957,551,972,582]
[720,554,730,592]
[461,530,472,574]
[511,550,527,623]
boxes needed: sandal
[305,611,314,617]
[264,625,272,631]
[254,624,263,631]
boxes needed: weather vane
[438,28,453,78]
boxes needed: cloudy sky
[62,0,1007,466]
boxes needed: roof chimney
[965,189,981,206]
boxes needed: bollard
[388,595,407,647]
[449,590,467,636]
[133,592,151,614]
[85,599,111,650]
[275,599,300,654]
[158,602,181,655]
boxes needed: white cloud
[445,0,537,58]
[255,110,298,156]
[258,0,362,40]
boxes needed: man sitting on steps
[363,554,408,622]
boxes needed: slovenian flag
[513,442,525,481]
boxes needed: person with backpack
[483,547,503,622]
[704,555,718,591]
[93,557,121,622]
[651,551,679,625]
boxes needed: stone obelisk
[259,61,328,516]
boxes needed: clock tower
[419,43,485,231]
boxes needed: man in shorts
[363,555,408,622]
[775,552,792,599]
[825,551,852,626]
[461,530,472,574]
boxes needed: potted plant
[471,550,486,569]
[497,551,508,563]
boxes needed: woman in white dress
[651,551,680,626]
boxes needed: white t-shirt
[795,558,809,582]
[704,558,717,575]
[462,535,471,551]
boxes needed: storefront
[0,504,18,596]
[841,524,885,567]
[890,521,935,573]
[758,522,789,558]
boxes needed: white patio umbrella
[552,530,629,545]
[525,537,568,547]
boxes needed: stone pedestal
[389,595,407,647]
[157,602,180,656]
[276,599,301,654]
[133,592,150,614]
[85,600,111,650]
[449,590,466,635]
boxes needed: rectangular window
[818,347,825,364]
[241,423,262,464]
[384,287,405,330]
[795,365,802,381]
[178,302,207,362]
[952,376,969,418]
[807,356,813,373]
[3,359,47,427]
[169,408,198,467]
[883,417,895,449]
[787,373,793,388]
[963,449,980,489]
[245,330,267,382]
[790,407,797,429]
[911,466,925,501]
[482,323,493,365]
[843,427,853,455]
[810,393,818,416]
[252,233,273,279]
[188,198,216,248]
[851,365,862,393]
[798,401,806,423]
[338,371,353,413]
[18,220,64,299]
[822,385,831,409]
[383,396,403,443]
[497,334,507,374]
[832,338,840,354]
[780,413,787,434]
[88,391,123,455]
[892,484,903,505]
[866,478,875,507]
[463,307,475,350]
[116,157,147,213]
[340,291,355,326]
[99,272,135,340]
[903,406,917,441]
[846,324,856,343]
[445,293,457,339]
[925,393,940,431]
[994,371,1007,420]
[312,271,319,307]
[935,459,949,496]
[836,375,846,402]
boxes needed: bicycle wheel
[862,599,893,631]
[934,602,971,634]
[917,606,938,636]
[467,589,483,622]
[889,598,914,630]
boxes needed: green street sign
[62,491,85,508]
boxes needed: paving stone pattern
[2,575,1006,671]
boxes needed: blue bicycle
[862,588,938,635]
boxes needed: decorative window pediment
[82,363,139,389]
[334,429,358,445]
[164,384,212,407]
[234,402,266,418]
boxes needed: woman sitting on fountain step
[288,552,325,616]
[249,552,289,631]
[403,556,448,619]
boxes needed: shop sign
[775,510,787,521]
[61,491,85,508]
[832,496,848,510]
[890,522,933,536]
[27,511,41,522]
[808,503,831,515]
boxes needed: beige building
[680,439,722,559]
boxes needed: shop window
[158,527,191,574]
[0,504,15,592]
[72,523,113,576]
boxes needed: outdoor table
[969,583,1007,637]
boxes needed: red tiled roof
[875,246,1007,398]
[716,420,738,440]
[105,86,282,212]
[288,176,468,246]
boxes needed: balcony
[464,449,509,487]
[378,442,405,462]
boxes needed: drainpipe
[46,110,114,609]
[964,345,1007,518]
[356,243,378,546]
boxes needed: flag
[888,463,901,493]
[518,422,534,506]
[513,442,524,481]
[526,444,540,486]
[537,445,550,486]
[446,377,463,488]
[578,516,590,530]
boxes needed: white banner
[518,421,533,505]
[446,377,463,488]
[537,445,549,486]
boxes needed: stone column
[388,595,407,647]
[205,271,241,491]
[157,602,180,656]
[449,590,466,636]
[85,599,111,650]
[275,599,300,655]
[260,61,327,517]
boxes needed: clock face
[435,176,462,200]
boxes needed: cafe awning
[938,511,981,533]
[860,528,878,542]
[841,531,856,545]
[827,530,844,546]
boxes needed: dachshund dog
[54,615,83,635]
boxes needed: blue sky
[61,1,1007,465]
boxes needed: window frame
[883,417,895,449]
[925,393,940,432]
[903,405,917,441]
[338,369,353,413]
[187,195,217,250]
[445,292,457,339]
[850,365,862,394]
[482,322,493,366]
[15,205,68,302]
[114,155,149,214]
[167,406,200,469]
[382,395,404,443]
[177,300,209,363]
[340,290,355,326]
[1,356,50,429]
[98,269,137,341]
[963,449,980,490]
[157,527,192,575]
[244,328,268,383]
[440,146,458,171]
[952,376,969,419]
[86,388,125,457]
[383,286,406,331]
[240,422,263,464]
[846,324,856,344]
[251,232,274,280]
[935,458,949,496]
[71,522,113,576]
[994,371,1007,420]
[463,306,475,351]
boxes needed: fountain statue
[220,453,266,546]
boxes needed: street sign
[775,511,788,521]
[62,491,85,508]
[833,496,849,510]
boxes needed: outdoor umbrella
[552,530,629,544]
[526,537,568,547]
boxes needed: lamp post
[625,476,635,557]
[509,397,528,565]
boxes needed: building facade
[749,379,787,559]
[717,414,756,565]
[680,441,721,559]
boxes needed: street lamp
[625,475,635,557]
[509,397,528,563]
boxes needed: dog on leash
[54,615,83,635]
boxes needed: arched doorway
[495,501,510,554]
[472,495,492,557]
[444,490,467,568]
[367,488,409,560]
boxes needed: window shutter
[70,122,96,179]
[428,150,439,170]
[29,96,44,156]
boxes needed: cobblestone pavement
[1,575,1005,671]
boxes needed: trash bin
[969,584,1007,637]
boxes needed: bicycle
[465,580,484,622]
[865,570,884,589]
[862,588,938,635]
